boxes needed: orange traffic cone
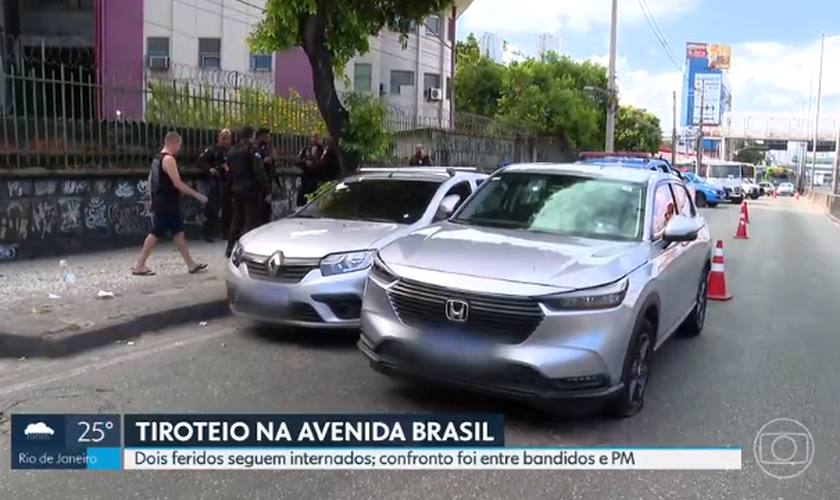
[734,212,749,239]
[795,192,800,200]
[772,190,777,199]
[707,240,733,301]
[741,201,750,223]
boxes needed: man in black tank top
[132,131,210,276]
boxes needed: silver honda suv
[358,163,713,418]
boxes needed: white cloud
[459,0,699,36]
[592,35,840,134]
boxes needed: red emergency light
[579,151,653,159]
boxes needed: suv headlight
[539,278,629,310]
[320,250,374,277]
[231,242,245,267]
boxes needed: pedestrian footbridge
[712,115,839,142]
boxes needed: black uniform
[409,153,432,166]
[296,143,325,206]
[257,142,275,224]
[198,144,230,241]
[225,142,272,255]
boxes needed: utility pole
[833,100,840,195]
[670,91,677,166]
[604,0,618,152]
[695,84,706,176]
[811,32,825,191]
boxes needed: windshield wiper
[453,219,526,229]
[355,217,398,223]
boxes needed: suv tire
[679,265,710,337]
[604,317,654,419]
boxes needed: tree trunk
[300,13,359,178]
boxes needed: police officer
[198,128,231,242]
[225,126,272,258]
[255,127,275,224]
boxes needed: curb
[0,298,230,359]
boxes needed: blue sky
[457,0,840,132]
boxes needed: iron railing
[1,42,567,172]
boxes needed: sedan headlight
[539,278,629,310]
[231,242,245,267]
[320,250,375,277]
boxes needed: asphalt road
[1,197,837,499]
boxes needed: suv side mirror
[663,215,700,242]
[436,194,461,220]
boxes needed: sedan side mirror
[435,194,461,220]
[663,215,700,242]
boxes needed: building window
[250,53,273,71]
[198,38,222,69]
[423,73,441,91]
[425,15,440,36]
[446,77,452,99]
[389,70,415,95]
[146,37,170,57]
[353,63,373,92]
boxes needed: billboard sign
[686,42,708,60]
[708,44,731,70]
[692,73,722,125]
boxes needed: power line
[636,0,684,76]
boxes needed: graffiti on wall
[0,175,298,260]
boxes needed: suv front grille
[387,278,544,344]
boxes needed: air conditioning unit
[146,56,170,71]
[201,55,221,69]
[428,87,443,101]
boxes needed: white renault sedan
[226,167,487,329]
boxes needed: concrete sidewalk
[0,241,230,358]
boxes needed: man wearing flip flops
[131,131,209,276]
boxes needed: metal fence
[0,43,567,171]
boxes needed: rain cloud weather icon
[24,422,55,439]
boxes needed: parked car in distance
[227,167,487,329]
[683,172,726,208]
[360,163,713,419]
[776,182,795,196]
[741,179,761,200]
[758,182,775,196]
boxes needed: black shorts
[151,212,184,237]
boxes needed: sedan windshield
[452,173,646,241]
[295,178,440,224]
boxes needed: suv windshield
[295,178,440,224]
[452,173,645,241]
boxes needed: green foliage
[614,105,662,153]
[763,166,789,179]
[305,180,337,202]
[249,0,455,175]
[734,146,767,165]
[453,36,664,153]
[339,92,390,161]
[144,80,326,135]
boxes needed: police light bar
[579,151,652,159]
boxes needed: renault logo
[267,251,284,277]
[445,299,469,322]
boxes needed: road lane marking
[0,325,235,398]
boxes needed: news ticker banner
[11,413,742,471]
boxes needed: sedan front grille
[387,278,544,344]
[244,254,319,283]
